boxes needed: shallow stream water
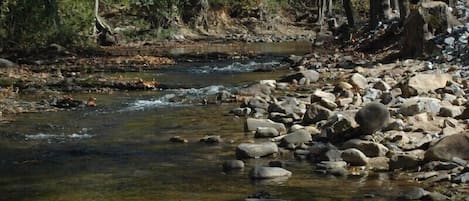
[0,43,416,201]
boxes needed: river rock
[311,90,336,103]
[341,148,369,166]
[317,161,348,170]
[245,118,286,134]
[280,70,320,83]
[268,97,303,117]
[422,161,459,171]
[237,83,274,96]
[404,73,452,96]
[384,119,405,131]
[0,58,16,68]
[362,88,383,104]
[200,135,223,144]
[389,153,422,170]
[453,172,469,184]
[269,160,286,168]
[355,102,390,135]
[255,127,280,138]
[287,55,303,65]
[302,103,333,125]
[169,136,188,143]
[399,187,429,200]
[425,133,469,162]
[373,80,392,91]
[350,73,368,89]
[323,113,357,143]
[424,191,450,201]
[438,105,463,117]
[309,142,342,162]
[343,139,389,157]
[249,166,292,179]
[236,142,279,159]
[399,97,442,116]
[223,160,245,171]
[231,107,252,116]
[247,96,270,110]
[367,157,390,171]
[281,129,312,146]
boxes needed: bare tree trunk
[370,0,380,28]
[343,0,356,27]
[94,0,99,35]
[399,0,410,25]
[391,0,399,11]
[326,0,333,17]
[380,0,393,20]
[316,0,326,25]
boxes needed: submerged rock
[223,160,245,171]
[199,135,223,144]
[399,187,429,200]
[249,166,292,179]
[169,136,188,143]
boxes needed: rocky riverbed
[209,53,469,200]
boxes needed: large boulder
[402,73,452,96]
[249,166,292,179]
[355,102,390,135]
[0,58,16,68]
[236,142,279,159]
[245,118,287,134]
[425,133,469,162]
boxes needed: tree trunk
[343,0,356,27]
[316,0,327,25]
[380,0,393,20]
[391,0,399,11]
[370,0,380,28]
[94,0,99,35]
[399,0,410,25]
[326,0,333,17]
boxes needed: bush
[0,0,94,49]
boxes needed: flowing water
[0,43,416,201]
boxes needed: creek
[0,42,416,201]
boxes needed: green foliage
[0,0,94,49]
[129,0,183,28]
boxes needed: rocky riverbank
[211,52,469,200]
